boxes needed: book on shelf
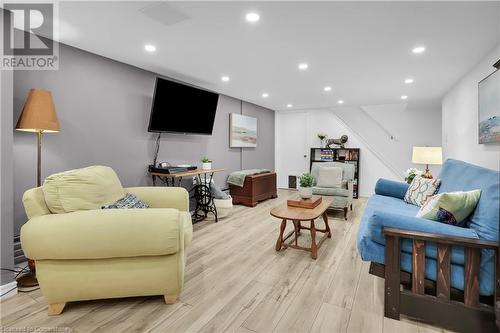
[319,149,334,161]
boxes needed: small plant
[317,133,327,140]
[299,173,315,188]
[405,168,421,184]
[201,157,211,163]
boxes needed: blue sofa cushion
[438,159,500,242]
[357,234,475,294]
[360,194,474,266]
[374,179,409,200]
[368,210,480,246]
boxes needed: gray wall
[1,45,15,284]
[13,43,275,234]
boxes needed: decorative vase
[320,139,324,148]
[202,162,212,170]
[299,187,313,199]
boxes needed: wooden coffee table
[270,196,333,259]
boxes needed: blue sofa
[358,159,499,296]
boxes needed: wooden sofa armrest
[383,227,498,249]
[382,226,499,330]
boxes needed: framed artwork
[229,113,257,148]
[478,69,499,143]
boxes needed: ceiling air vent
[139,2,190,27]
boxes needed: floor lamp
[15,89,60,287]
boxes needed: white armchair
[310,162,355,220]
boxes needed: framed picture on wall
[478,68,499,144]
[229,113,257,148]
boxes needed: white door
[276,112,309,188]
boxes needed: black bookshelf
[310,147,360,198]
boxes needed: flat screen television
[148,77,219,134]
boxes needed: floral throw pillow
[404,176,441,207]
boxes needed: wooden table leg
[323,211,331,238]
[293,220,300,246]
[310,219,318,259]
[297,221,302,236]
[276,219,287,251]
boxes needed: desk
[150,168,225,223]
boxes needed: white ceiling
[55,1,499,111]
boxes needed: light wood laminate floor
[0,189,455,333]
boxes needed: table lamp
[412,146,442,179]
[15,88,60,288]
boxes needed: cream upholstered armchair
[20,166,192,315]
[311,162,355,220]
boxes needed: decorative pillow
[43,165,126,213]
[317,166,343,188]
[404,176,440,207]
[416,190,481,227]
[101,193,149,209]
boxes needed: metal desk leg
[191,172,218,223]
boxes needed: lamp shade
[16,89,60,133]
[412,146,443,165]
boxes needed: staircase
[330,105,405,180]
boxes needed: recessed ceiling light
[412,46,426,54]
[337,100,344,104]
[298,63,309,70]
[287,104,293,108]
[323,86,332,92]
[144,44,156,52]
[401,95,408,100]
[262,93,269,98]
[245,12,260,23]
[404,78,414,84]
[221,76,230,82]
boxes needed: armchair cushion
[126,187,189,212]
[316,166,343,188]
[42,166,125,214]
[23,187,51,219]
[311,162,354,183]
[21,208,191,260]
[312,186,349,197]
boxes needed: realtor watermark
[1,2,59,70]
[0,327,70,332]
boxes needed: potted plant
[298,173,315,199]
[404,168,421,184]
[317,133,327,148]
[201,157,212,170]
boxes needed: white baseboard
[0,281,18,300]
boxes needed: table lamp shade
[16,89,60,133]
[412,146,443,165]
